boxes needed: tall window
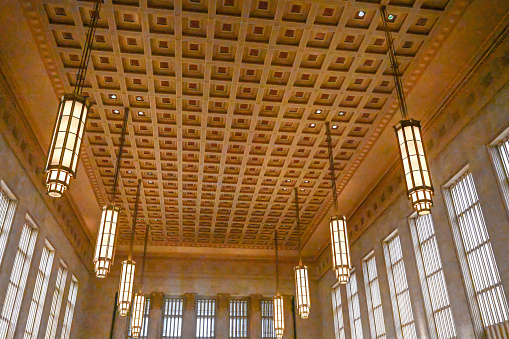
[127,298,150,339]
[383,232,417,339]
[60,276,78,339]
[489,134,509,210]
[346,270,364,339]
[363,253,386,339]
[445,171,509,333]
[409,214,456,339]
[0,218,38,339]
[24,243,55,339]
[162,297,184,339]
[261,299,275,339]
[229,299,248,338]
[45,261,68,339]
[0,183,17,265]
[331,284,346,339]
[196,299,216,339]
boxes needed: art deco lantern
[273,230,285,339]
[118,179,142,316]
[293,188,311,319]
[381,6,434,215]
[44,1,101,197]
[93,108,129,278]
[326,122,351,284]
[130,292,145,338]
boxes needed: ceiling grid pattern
[29,0,453,249]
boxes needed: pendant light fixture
[44,1,102,197]
[130,222,149,338]
[93,108,130,278]
[381,6,434,215]
[293,188,311,319]
[118,179,142,316]
[326,122,351,284]
[273,230,285,339]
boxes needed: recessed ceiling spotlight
[138,111,145,116]
[339,111,346,116]
[109,94,117,99]
[315,109,322,114]
[286,179,291,182]
[358,10,366,18]
[148,181,154,184]
[113,109,120,114]
[300,188,305,191]
[387,14,395,21]
[304,180,310,183]
[283,188,288,191]
[309,123,316,128]
[332,125,339,129]
[148,172,153,175]
[127,170,132,174]
[136,96,143,101]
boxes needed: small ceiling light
[315,109,322,114]
[109,94,117,99]
[148,181,154,184]
[309,123,316,128]
[136,96,142,101]
[138,111,145,116]
[388,14,395,21]
[332,125,339,129]
[339,111,346,116]
[358,10,366,18]
[283,188,288,191]
[113,109,120,114]
[300,188,305,191]
[304,180,310,183]
[148,172,153,175]
[127,170,132,174]
[286,179,291,182]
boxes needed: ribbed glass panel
[499,137,509,184]
[384,233,417,339]
[0,186,17,265]
[261,299,275,339]
[0,220,38,339]
[196,299,216,339]
[24,244,55,339]
[60,276,78,339]
[331,284,346,339]
[45,262,68,339]
[162,298,184,339]
[363,254,386,339]
[410,214,457,339]
[229,299,248,338]
[449,172,509,328]
[346,271,364,339]
[127,298,150,339]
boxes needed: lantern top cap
[61,92,92,105]
[294,264,308,270]
[394,118,421,130]
[330,215,346,221]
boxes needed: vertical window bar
[162,297,183,339]
[0,184,17,265]
[409,214,457,339]
[384,233,417,339]
[346,270,364,339]
[331,284,346,339]
[0,219,38,339]
[363,253,386,339]
[60,276,78,339]
[229,299,248,339]
[447,172,509,333]
[24,243,55,339]
[261,299,275,339]
[127,298,151,339]
[196,298,216,339]
[45,261,68,339]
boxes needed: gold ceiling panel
[33,0,452,249]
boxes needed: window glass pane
[24,244,55,339]
[229,299,248,339]
[331,284,346,339]
[60,277,78,339]
[449,172,509,328]
[196,299,215,339]
[346,270,364,339]
[498,137,509,187]
[261,299,275,339]
[162,297,183,339]
[46,262,68,339]
[410,214,457,339]
[127,298,150,339]
[363,254,386,339]
[0,185,17,265]
[384,233,417,339]
[0,220,38,339]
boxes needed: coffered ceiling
[17,0,462,252]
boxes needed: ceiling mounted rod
[275,230,280,294]
[75,1,101,95]
[129,179,142,259]
[380,5,408,119]
[110,108,130,203]
[325,122,339,213]
[140,224,149,288]
[293,188,302,265]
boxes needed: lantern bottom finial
[46,169,72,197]
[94,259,111,278]
[409,188,433,215]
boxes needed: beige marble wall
[316,27,509,339]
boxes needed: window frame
[162,297,184,339]
[196,298,216,339]
[60,275,78,339]
[346,269,364,339]
[331,282,346,339]
[362,251,386,339]
[261,298,276,339]
[0,181,18,267]
[45,260,68,339]
[229,298,249,339]
[488,126,509,218]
